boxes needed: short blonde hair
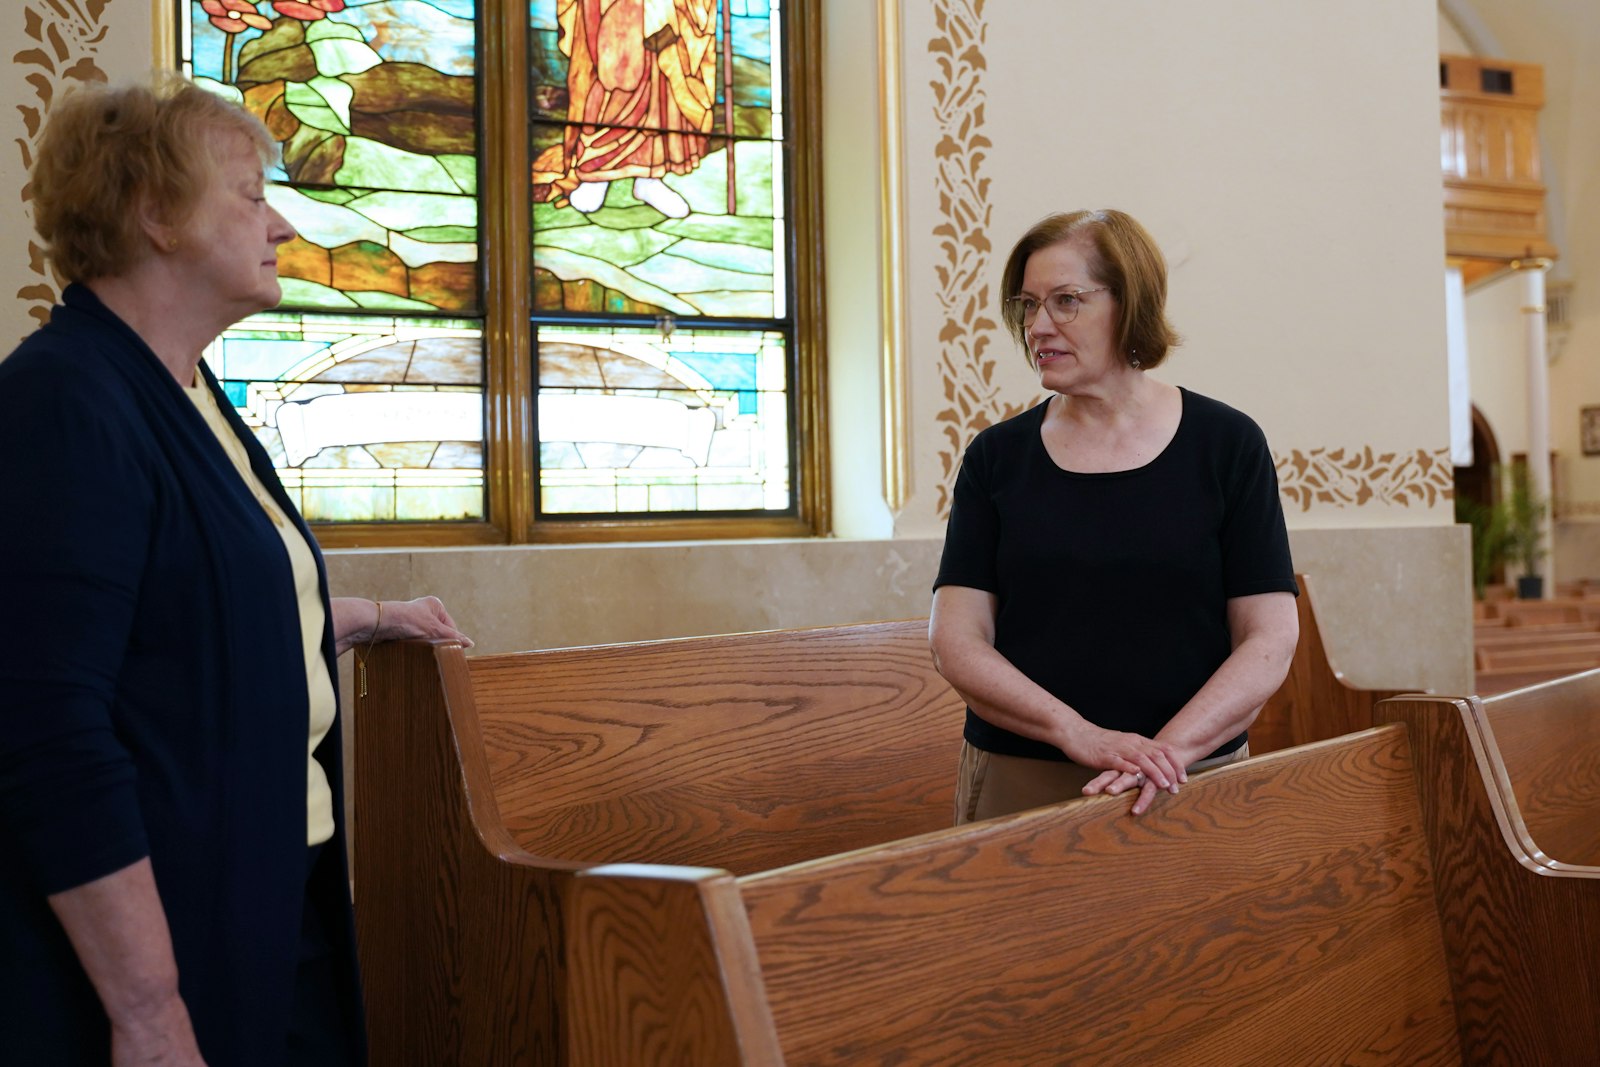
[31,77,275,283]
[999,209,1181,370]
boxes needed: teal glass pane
[182,0,480,314]
[204,310,486,522]
[529,0,785,321]
[536,325,789,515]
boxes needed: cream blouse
[185,377,336,846]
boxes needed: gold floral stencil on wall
[13,0,111,331]
[1276,446,1455,512]
[929,0,1037,518]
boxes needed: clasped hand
[1062,724,1188,816]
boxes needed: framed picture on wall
[1584,407,1600,456]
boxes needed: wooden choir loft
[1440,53,1558,287]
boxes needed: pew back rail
[568,727,1464,1066]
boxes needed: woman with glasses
[930,209,1299,823]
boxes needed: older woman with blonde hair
[931,209,1299,825]
[0,80,470,1065]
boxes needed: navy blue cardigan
[0,285,365,1064]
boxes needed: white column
[1445,267,1472,466]
[1516,258,1553,598]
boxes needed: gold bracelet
[356,600,383,699]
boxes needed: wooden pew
[1377,693,1600,1064]
[1473,624,1600,649]
[353,621,966,1066]
[1474,664,1591,697]
[567,701,1600,1067]
[1474,643,1600,671]
[1466,668,1600,867]
[1250,573,1414,754]
[1498,601,1584,627]
[355,598,1595,1065]
[567,726,1465,1065]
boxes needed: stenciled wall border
[929,0,1037,518]
[1276,446,1455,512]
[13,0,113,330]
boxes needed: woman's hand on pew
[334,596,474,655]
[1086,769,1165,815]
[378,596,474,648]
[1062,725,1186,812]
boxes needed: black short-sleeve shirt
[934,388,1298,761]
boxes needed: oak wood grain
[1376,694,1600,1066]
[355,640,582,1067]
[1471,672,1600,866]
[467,620,964,874]
[562,728,1458,1066]
[355,621,962,1065]
[565,865,783,1067]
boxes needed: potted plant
[1457,494,1509,601]
[1500,463,1548,599]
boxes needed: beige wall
[2,0,1471,696]
[896,0,1452,538]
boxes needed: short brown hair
[31,77,275,283]
[999,209,1180,370]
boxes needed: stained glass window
[529,0,795,518]
[182,0,486,522]
[178,0,812,534]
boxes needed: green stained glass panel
[531,137,783,318]
[269,184,478,314]
[205,311,486,522]
[536,325,790,516]
[183,0,480,313]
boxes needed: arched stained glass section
[529,0,795,518]
[537,324,788,514]
[182,0,486,523]
[204,313,485,521]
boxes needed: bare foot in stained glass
[569,181,609,213]
[632,178,690,218]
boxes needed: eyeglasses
[1005,287,1112,327]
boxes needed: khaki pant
[954,741,1251,825]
